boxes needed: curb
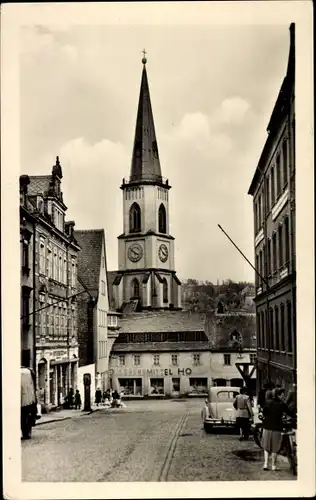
[36,416,71,426]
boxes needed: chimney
[65,221,75,238]
[19,175,30,206]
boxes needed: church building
[109,52,182,312]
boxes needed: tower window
[158,204,166,234]
[162,278,168,303]
[131,278,140,299]
[129,203,141,233]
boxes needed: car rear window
[217,391,239,402]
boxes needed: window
[39,240,45,274]
[101,280,106,295]
[71,259,76,287]
[259,250,263,283]
[189,378,208,394]
[131,278,140,299]
[224,354,231,366]
[21,287,30,328]
[150,378,164,394]
[108,315,118,327]
[162,278,168,303]
[274,307,280,351]
[256,313,261,349]
[287,301,293,353]
[134,355,140,366]
[255,254,259,286]
[284,217,290,264]
[265,176,270,212]
[261,311,265,349]
[59,256,63,283]
[193,353,201,365]
[119,355,125,366]
[254,202,258,233]
[258,195,262,228]
[283,140,288,186]
[271,166,275,205]
[278,225,283,269]
[153,354,160,366]
[22,240,29,272]
[118,378,142,396]
[171,354,178,366]
[268,308,273,350]
[129,203,141,233]
[267,239,272,276]
[276,154,281,197]
[158,204,166,233]
[213,378,226,387]
[53,251,58,280]
[250,354,257,364]
[280,303,285,351]
[272,232,277,273]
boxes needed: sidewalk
[36,403,124,426]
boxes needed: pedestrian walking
[74,389,81,410]
[95,388,102,406]
[261,387,295,471]
[234,387,253,441]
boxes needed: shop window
[150,378,164,395]
[223,354,231,366]
[129,203,141,233]
[214,378,226,387]
[171,354,178,366]
[193,353,201,365]
[153,354,160,366]
[119,355,125,366]
[189,378,208,394]
[230,378,244,388]
[118,378,142,396]
[158,204,166,233]
[134,355,140,366]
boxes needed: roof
[28,176,52,196]
[74,229,104,296]
[112,341,211,353]
[118,311,206,334]
[129,60,162,183]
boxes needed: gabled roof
[74,229,104,297]
[28,176,52,196]
[117,311,206,334]
[129,57,162,183]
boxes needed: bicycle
[252,414,297,476]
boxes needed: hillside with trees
[181,279,255,314]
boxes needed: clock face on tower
[128,243,143,262]
[158,244,168,263]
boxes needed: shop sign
[107,367,193,377]
[51,350,68,360]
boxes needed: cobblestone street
[22,400,295,482]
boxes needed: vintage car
[21,367,40,439]
[201,386,241,433]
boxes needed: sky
[20,23,291,283]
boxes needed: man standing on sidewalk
[234,387,253,441]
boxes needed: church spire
[129,51,162,183]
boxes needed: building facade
[21,157,81,407]
[20,175,36,370]
[108,311,256,398]
[109,54,182,311]
[248,24,296,392]
[75,230,120,392]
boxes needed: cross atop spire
[142,48,147,65]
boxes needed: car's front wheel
[204,423,213,433]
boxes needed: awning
[50,358,78,366]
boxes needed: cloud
[219,97,251,125]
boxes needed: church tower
[113,52,182,311]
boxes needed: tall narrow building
[111,54,182,311]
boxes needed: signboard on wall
[107,367,193,377]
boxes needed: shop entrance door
[49,368,54,405]
[172,378,180,397]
